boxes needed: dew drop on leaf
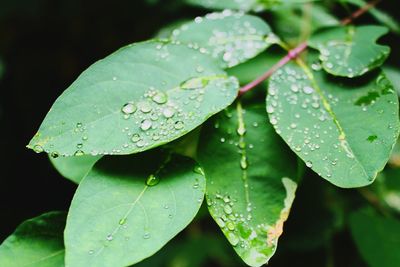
[121,102,137,115]
[146,174,160,186]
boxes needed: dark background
[0,0,399,266]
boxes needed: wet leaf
[198,104,299,267]
[64,150,205,267]
[309,25,390,77]
[28,40,239,157]
[266,56,399,188]
[0,211,66,267]
[50,155,102,184]
[350,208,400,267]
[171,11,274,68]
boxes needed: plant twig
[238,0,381,96]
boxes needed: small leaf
[64,150,206,267]
[350,209,400,267]
[383,66,400,97]
[0,211,66,267]
[50,155,101,184]
[171,11,274,68]
[309,25,390,77]
[28,40,239,157]
[198,104,299,267]
[266,56,399,188]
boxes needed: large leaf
[266,58,399,188]
[350,209,400,267]
[50,155,101,184]
[0,211,66,267]
[28,40,239,157]
[309,25,390,77]
[198,104,299,267]
[64,150,206,267]
[170,11,274,68]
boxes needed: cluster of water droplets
[267,65,365,179]
[316,35,389,77]
[171,9,272,68]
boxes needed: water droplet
[146,174,160,186]
[162,107,175,118]
[180,77,209,89]
[76,143,83,149]
[303,86,314,94]
[226,221,235,231]
[224,204,233,214]
[76,122,83,128]
[33,145,44,153]
[106,234,113,241]
[227,232,239,246]
[74,150,84,156]
[139,102,152,113]
[50,151,59,158]
[216,218,226,228]
[306,161,313,168]
[89,250,94,255]
[174,121,184,130]
[240,156,248,170]
[131,134,141,143]
[119,218,126,225]
[143,232,150,239]
[121,102,137,115]
[140,119,152,131]
[193,165,205,176]
[152,91,168,104]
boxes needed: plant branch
[238,0,381,96]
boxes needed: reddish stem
[238,0,381,96]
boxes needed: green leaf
[27,40,239,157]
[389,139,400,168]
[266,57,399,188]
[271,4,339,44]
[170,11,274,69]
[350,209,400,267]
[50,155,101,184]
[64,150,206,267]
[227,52,283,85]
[309,25,390,77]
[373,168,400,213]
[383,66,400,97]
[0,211,66,267]
[198,104,299,267]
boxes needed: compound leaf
[64,150,205,267]
[28,40,239,157]
[198,104,298,267]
